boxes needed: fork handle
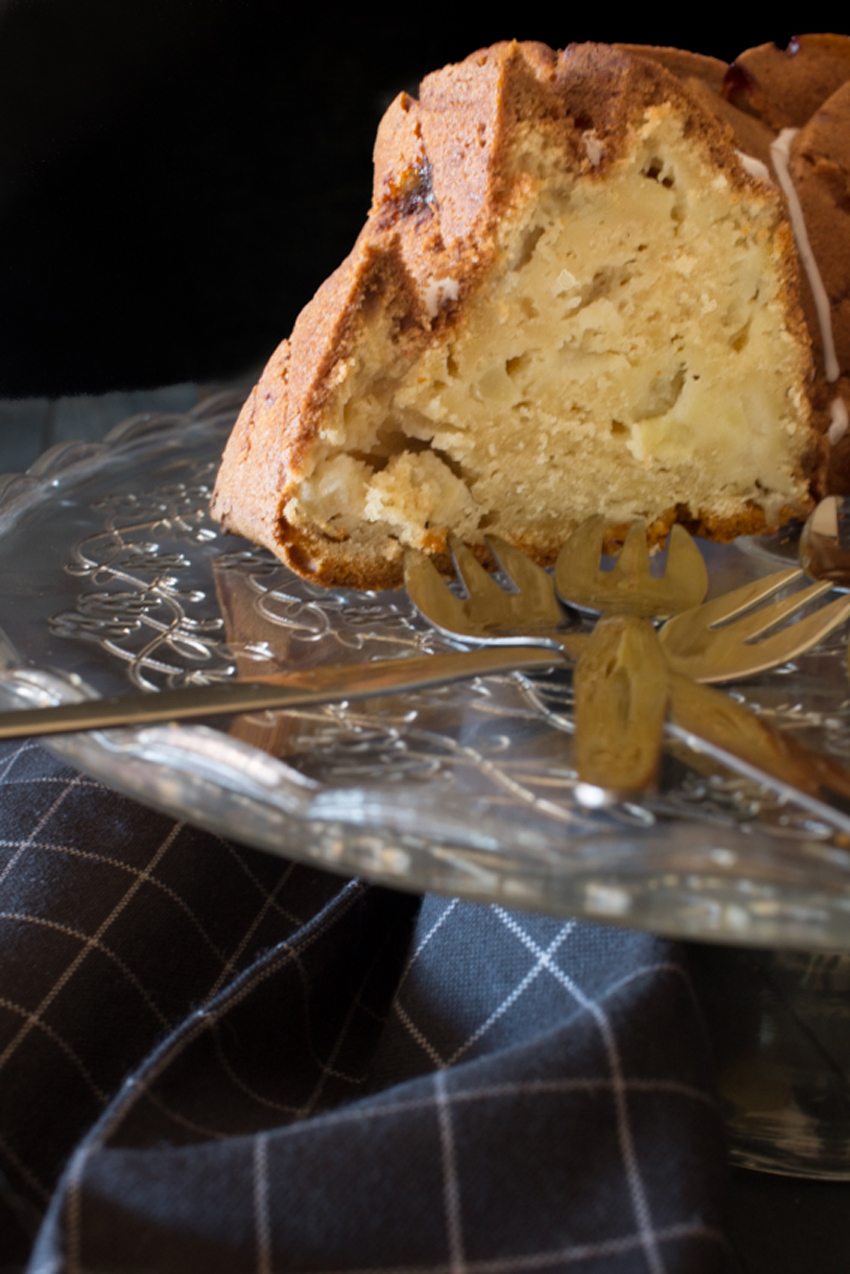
[667,672,850,805]
[573,615,669,798]
[0,648,565,739]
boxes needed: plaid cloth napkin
[0,738,727,1274]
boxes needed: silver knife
[0,646,564,739]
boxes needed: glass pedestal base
[691,944,850,1178]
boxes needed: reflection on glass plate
[1,393,850,954]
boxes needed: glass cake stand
[1,389,850,1176]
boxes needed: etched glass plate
[2,393,850,953]
[9,392,850,1182]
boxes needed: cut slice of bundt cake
[211,40,818,589]
[631,34,850,491]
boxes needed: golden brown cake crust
[615,44,729,94]
[723,35,850,131]
[212,39,823,589]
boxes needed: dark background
[3,6,850,1271]
[0,0,809,398]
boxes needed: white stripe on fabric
[0,773,84,891]
[254,1132,273,1274]
[254,1074,715,1145]
[204,859,299,1001]
[0,1129,51,1202]
[0,911,170,1034]
[0,993,107,1103]
[316,1220,723,1274]
[493,908,666,1274]
[435,1070,465,1274]
[398,899,459,988]
[447,921,576,1066]
[394,998,446,1069]
[62,881,368,1265]
[7,838,229,965]
[215,837,305,927]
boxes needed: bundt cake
[212,39,829,590]
[629,34,850,490]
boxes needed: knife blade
[0,646,565,739]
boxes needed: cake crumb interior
[291,106,810,560]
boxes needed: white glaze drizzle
[423,277,459,319]
[736,151,772,184]
[770,127,841,382]
[582,131,603,167]
[829,395,849,445]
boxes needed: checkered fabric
[0,739,727,1274]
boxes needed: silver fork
[554,516,708,618]
[658,569,850,683]
[554,515,850,683]
[403,534,586,655]
[405,530,850,811]
[404,535,665,796]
